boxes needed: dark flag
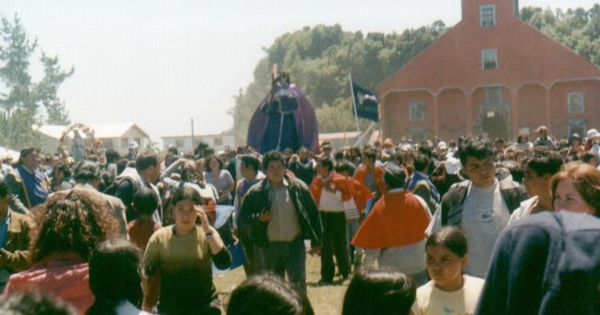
[352,82,379,122]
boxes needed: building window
[121,138,128,148]
[175,139,185,148]
[214,137,223,146]
[482,49,497,70]
[480,5,496,27]
[487,86,502,104]
[409,101,425,122]
[568,92,584,113]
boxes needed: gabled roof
[36,123,149,140]
[36,125,69,140]
[378,15,600,97]
[92,123,149,138]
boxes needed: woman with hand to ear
[142,186,231,315]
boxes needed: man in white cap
[585,128,600,156]
[127,141,139,160]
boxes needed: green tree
[521,4,600,66]
[0,14,73,150]
[37,52,74,125]
[0,14,39,149]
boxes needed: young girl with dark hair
[342,270,415,315]
[411,226,485,315]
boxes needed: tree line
[229,4,600,143]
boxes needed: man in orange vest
[353,163,431,286]
[353,149,385,207]
[310,156,352,284]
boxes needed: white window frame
[409,101,425,122]
[482,49,498,70]
[480,5,497,27]
[567,92,584,113]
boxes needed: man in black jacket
[239,150,323,291]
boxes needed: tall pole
[349,72,360,132]
[191,117,195,153]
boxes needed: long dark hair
[86,239,143,315]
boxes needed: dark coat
[239,174,323,248]
[475,212,600,315]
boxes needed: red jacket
[353,164,385,196]
[352,190,430,249]
[346,176,374,212]
[310,172,352,207]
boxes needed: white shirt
[460,181,510,278]
[412,275,485,315]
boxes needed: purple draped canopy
[246,84,319,154]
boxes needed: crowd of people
[0,124,598,314]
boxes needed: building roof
[36,123,149,140]
[378,2,600,97]
[0,146,20,161]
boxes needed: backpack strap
[441,180,469,226]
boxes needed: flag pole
[191,118,195,151]
[349,72,360,132]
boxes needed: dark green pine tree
[0,14,39,149]
[37,52,74,125]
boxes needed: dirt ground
[214,254,349,315]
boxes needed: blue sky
[0,0,597,143]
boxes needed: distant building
[162,134,236,155]
[378,0,600,142]
[36,123,150,156]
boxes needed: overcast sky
[0,0,597,143]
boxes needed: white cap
[444,157,461,175]
[128,141,139,149]
[586,128,600,140]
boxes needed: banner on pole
[352,82,379,122]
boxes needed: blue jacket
[405,170,440,213]
[475,211,600,315]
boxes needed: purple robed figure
[247,72,319,154]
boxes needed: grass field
[214,254,349,315]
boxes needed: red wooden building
[378,0,600,142]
